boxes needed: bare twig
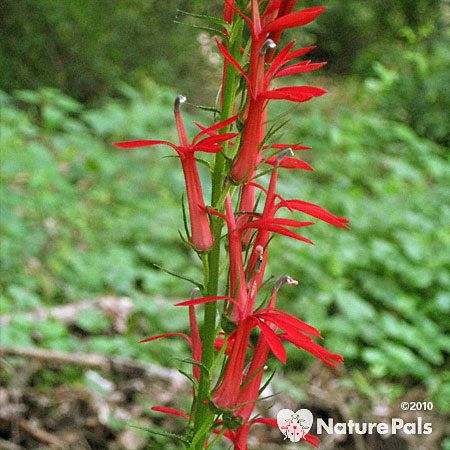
[0,437,23,450]
[0,346,184,385]
[0,296,135,333]
[18,419,65,448]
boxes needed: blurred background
[1,1,449,449]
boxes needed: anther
[260,39,276,55]
[274,274,298,293]
[254,245,264,273]
[255,255,264,273]
[174,95,187,112]
[276,147,294,165]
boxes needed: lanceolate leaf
[128,425,189,444]
[176,9,230,29]
[174,20,227,38]
[258,368,277,395]
[151,263,203,289]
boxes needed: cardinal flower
[139,289,204,380]
[209,190,315,320]
[245,148,349,297]
[217,2,327,182]
[177,292,343,412]
[114,96,237,252]
[235,275,342,424]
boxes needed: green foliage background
[1,0,449,439]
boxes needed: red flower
[183,293,343,412]
[150,406,317,450]
[217,2,326,182]
[114,96,237,252]
[226,418,320,450]
[212,317,255,409]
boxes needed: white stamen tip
[174,95,187,111]
[274,274,299,292]
[276,147,294,164]
[261,39,276,55]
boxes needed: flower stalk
[116,2,348,449]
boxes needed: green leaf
[258,369,276,395]
[186,102,220,114]
[174,20,226,39]
[129,424,189,445]
[151,263,203,290]
[176,9,230,29]
[178,369,198,388]
[173,357,209,376]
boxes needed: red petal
[266,218,315,228]
[215,38,251,86]
[264,0,283,17]
[206,207,227,221]
[275,61,327,78]
[264,86,327,102]
[257,320,287,363]
[265,41,296,82]
[151,406,189,419]
[113,140,177,150]
[278,199,349,228]
[271,143,311,150]
[247,181,268,195]
[304,434,321,448]
[246,218,314,229]
[264,156,314,170]
[285,45,317,63]
[264,7,326,33]
[251,417,278,427]
[223,0,254,37]
[262,309,321,338]
[195,132,238,148]
[175,295,233,307]
[280,333,343,367]
[139,333,192,345]
[245,222,314,245]
[192,145,223,154]
[193,115,238,143]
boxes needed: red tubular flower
[212,317,254,409]
[208,196,250,321]
[234,275,342,432]
[220,419,320,450]
[192,287,342,412]
[223,0,235,24]
[219,2,327,183]
[265,0,299,50]
[245,148,349,296]
[209,188,314,319]
[114,96,237,252]
[189,305,202,381]
[139,290,205,381]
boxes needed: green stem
[190,17,244,449]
